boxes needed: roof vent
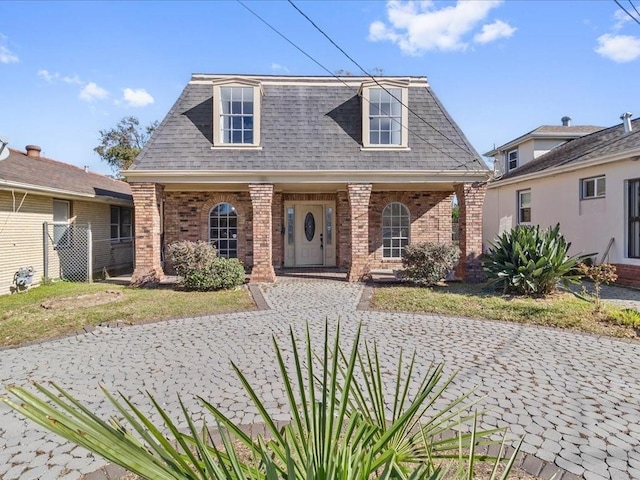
[25,145,41,158]
[561,116,572,127]
[621,112,633,133]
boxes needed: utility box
[14,267,35,292]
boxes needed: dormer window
[220,87,254,144]
[212,79,263,148]
[506,149,518,171]
[360,80,409,149]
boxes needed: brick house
[123,74,489,283]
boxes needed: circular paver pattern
[1,279,639,480]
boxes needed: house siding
[484,159,640,287]
[0,191,133,294]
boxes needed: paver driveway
[1,279,639,480]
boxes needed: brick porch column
[249,184,276,283]
[347,183,372,282]
[454,183,487,282]
[131,182,164,284]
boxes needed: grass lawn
[0,281,255,348]
[371,282,639,340]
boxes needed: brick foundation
[347,184,372,282]
[131,183,165,284]
[454,183,487,282]
[249,184,276,283]
[612,263,640,288]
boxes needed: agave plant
[3,323,520,479]
[484,223,588,296]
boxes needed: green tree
[94,116,158,173]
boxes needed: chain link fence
[43,222,93,282]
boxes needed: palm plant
[3,323,520,479]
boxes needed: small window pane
[210,202,238,258]
[111,206,119,224]
[326,207,333,245]
[596,178,606,196]
[382,202,410,259]
[287,207,295,245]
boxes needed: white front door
[295,205,324,266]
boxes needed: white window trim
[506,149,518,171]
[360,81,409,150]
[382,202,411,260]
[581,175,606,200]
[517,189,531,225]
[208,202,238,259]
[212,79,263,148]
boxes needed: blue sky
[1,0,639,175]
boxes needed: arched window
[382,202,410,259]
[209,202,238,258]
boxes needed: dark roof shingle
[132,76,488,173]
[0,149,132,201]
[498,119,640,181]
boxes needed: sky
[1,0,639,175]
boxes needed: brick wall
[337,191,350,270]
[272,191,284,268]
[347,184,372,281]
[131,183,164,282]
[249,184,276,282]
[163,191,253,268]
[454,183,487,282]
[612,263,640,288]
[367,191,453,270]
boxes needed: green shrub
[166,241,244,291]
[611,308,640,328]
[398,242,460,285]
[166,240,217,277]
[484,223,586,296]
[182,257,246,291]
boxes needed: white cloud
[38,69,83,85]
[613,9,633,31]
[271,63,290,73]
[0,45,18,64]
[122,88,154,107]
[79,82,109,102]
[369,0,510,54]
[37,69,56,82]
[595,33,640,62]
[473,19,516,44]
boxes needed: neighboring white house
[483,114,640,287]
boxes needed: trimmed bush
[484,223,586,296]
[398,242,460,286]
[166,240,217,277]
[181,257,246,291]
[166,241,245,291]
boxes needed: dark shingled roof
[131,75,488,173]
[0,148,132,201]
[484,125,604,157]
[498,119,640,181]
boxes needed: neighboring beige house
[123,74,490,283]
[483,114,640,287]
[0,145,134,294]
